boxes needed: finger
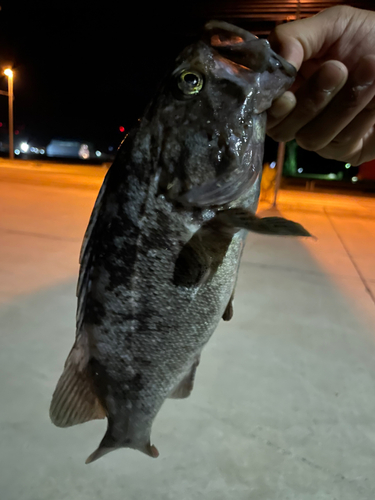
[315,126,375,166]
[267,60,348,142]
[266,92,297,129]
[358,126,375,164]
[268,6,356,68]
[296,55,375,151]
[313,95,375,164]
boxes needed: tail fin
[85,428,159,464]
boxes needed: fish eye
[177,70,204,96]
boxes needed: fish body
[50,21,306,463]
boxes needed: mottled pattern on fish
[50,21,309,463]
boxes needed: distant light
[4,68,13,77]
[328,173,336,179]
[345,163,351,169]
[297,167,303,173]
[40,149,45,154]
[0,122,2,127]
[108,146,113,152]
[79,143,90,160]
[352,176,358,183]
[14,149,20,155]
[15,130,19,135]
[20,142,29,153]
[95,150,102,157]
[30,147,36,153]
[270,161,276,169]
[119,126,125,133]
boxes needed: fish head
[149,21,296,208]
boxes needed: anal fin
[169,357,201,399]
[222,293,234,321]
[49,334,106,428]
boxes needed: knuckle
[295,134,321,151]
[268,128,294,143]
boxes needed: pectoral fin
[216,208,311,237]
[173,240,212,287]
[49,334,106,428]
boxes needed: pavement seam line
[241,260,356,279]
[323,206,375,305]
[0,227,81,243]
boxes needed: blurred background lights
[95,150,101,157]
[14,149,20,155]
[297,167,303,173]
[345,163,351,169]
[270,161,276,169]
[20,143,29,153]
[352,176,358,183]
[78,143,90,160]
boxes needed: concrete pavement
[1,163,375,499]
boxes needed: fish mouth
[204,20,296,77]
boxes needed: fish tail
[85,427,159,464]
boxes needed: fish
[50,20,310,463]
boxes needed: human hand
[267,6,375,165]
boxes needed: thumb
[268,6,356,70]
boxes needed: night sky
[1,1,373,158]
[0,1,219,151]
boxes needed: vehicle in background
[46,139,97,159]
[358,159,375,181]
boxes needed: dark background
[0,0,374,154]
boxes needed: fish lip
[204,20,297,78]
[270,51,297,78]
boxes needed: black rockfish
[50,21,310,463]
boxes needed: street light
[4,69,14,160]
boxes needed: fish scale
[49,20,310,463]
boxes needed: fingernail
[318,61,347,92]
[354,55,375,86]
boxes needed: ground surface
[1,160,375,500]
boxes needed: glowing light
[119,126,125,133]
[297,167,303,173]
[4,68,13,77]
[40,149,45,154]
[345,163,351,169]
[352,176,358,183]
[14,149,20,155]
[270,161,276,169]
[328,173,336,179]
[20,142,29,153]
[79,143,90,160]
[95,150,102,157]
